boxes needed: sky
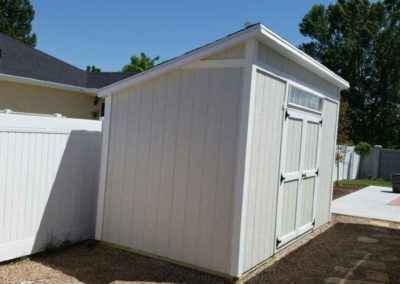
[30,0,334,72]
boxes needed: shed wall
[257,42,339,101]
[316,99,339,226]
[101,67,243,274]
[240,70,286,272]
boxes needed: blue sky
[31,0,334,71]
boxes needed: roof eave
[97,24,262,97]
[257,25,350,90]
[0,73,98,95]
[98,23,349,97]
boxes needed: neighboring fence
[333,145,361,182]
[336,144,400,181]
[0,112,101,262]
[379,148,400,180]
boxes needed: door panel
[299,177,315,227]
[279,180,299,237]
[276,108,321,248]
[284,118,303,173]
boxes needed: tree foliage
[86,65,101,73]
[122,52,159,74]
[0,0,36,46]
[299,0,400,147]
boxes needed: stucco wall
[0,81,99,119]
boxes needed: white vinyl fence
[0,112,101,262]
[333,145,361,182]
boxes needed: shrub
[354,142,372,156]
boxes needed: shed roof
[98,23,349,97]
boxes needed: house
[0,32,129,119]
[95,23,349,279]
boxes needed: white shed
[95,23,349,279]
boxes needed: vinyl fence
[333,145,361,182]
[0,112,101,262]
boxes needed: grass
[336,178,391,189]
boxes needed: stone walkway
[247,223,400,283]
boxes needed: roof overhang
[98,24,349,97]
[0,73,98,95]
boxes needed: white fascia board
[0,73,98,95]
[257,25,350,90]
[97,25,261,97]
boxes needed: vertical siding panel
[316,100,338,226]
[131,88,146,248]
[113,92,129,246]
[196,69,220,267]
[242,71,286,271]
[169,70,195,261]
[144,77,166,253]
[213,69,241,272]
[125,88,140,248]
[134,84,154,250]
[182,69,209,265]
[156,71,181,256]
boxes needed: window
[288,86,323,111]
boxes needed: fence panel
[0,112,101,262]
[333,145,360,182]
[379,148,400,180]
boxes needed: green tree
[122,52,159,74]
[0,0,36,46]
[299,0,400,147]
[86,65,101,73]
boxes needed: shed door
[276,108,321,248]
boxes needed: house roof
[0,32,129,92]
[98,23,349,97]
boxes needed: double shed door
[276,108,322,248]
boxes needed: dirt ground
[333,186,361,199]
[1,223,400,284]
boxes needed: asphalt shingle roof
[0,32,129,89]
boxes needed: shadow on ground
[1,223,400,283]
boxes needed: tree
[86,65,101,73]
[0,0,36,46]
[299,0,400,147]
[122,52,159,74]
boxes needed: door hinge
[276,238,282,247]
[285,110,290,119]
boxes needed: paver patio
[0,223,399,283]
[332,186,400,222]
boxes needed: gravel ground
[1,223,400,283]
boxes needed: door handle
[302,173,307,178]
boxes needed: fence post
[371,145,382,179]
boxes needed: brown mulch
[1,223,400,283]
[333,186,362,200]
[247,223,400,283]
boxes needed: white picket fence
[0,112,101,262]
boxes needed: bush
[354,142,372,156]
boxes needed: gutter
[0,73,98,95]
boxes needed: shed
[95,23,349,279]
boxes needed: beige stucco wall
[0,81,100,119]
